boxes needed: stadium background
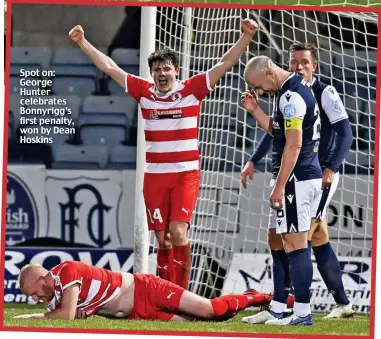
[4,3,377,319]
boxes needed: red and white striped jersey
[47,261,122,316]
[125,72,213,173]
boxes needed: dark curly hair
[148,48,180,71]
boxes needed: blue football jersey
[272,73,322,181]
[311,77,349,170]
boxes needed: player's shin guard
[157,248,176,283]
[288,248,313,316]
[211,295,250,320]
[313,242,350,305]
[173,243,191,289]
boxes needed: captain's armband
[284,118,303,131]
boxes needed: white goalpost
[135,6,377,314]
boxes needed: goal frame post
[133,6,157,274]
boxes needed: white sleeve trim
[62,280,82,291]
[321,86,348,123]
[330,116,349,124]
[205,71,213,91]
[279,90,307,119]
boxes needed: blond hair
[18,263,43,291]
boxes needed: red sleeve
[183,72,214,101]
[125,73,151,102]
[57,261,82,291]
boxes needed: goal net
[144,7,377,314]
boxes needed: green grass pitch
[3,304,371,336]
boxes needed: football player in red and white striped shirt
[15,261,270,321]
[69,19,258,289]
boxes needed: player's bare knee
[311,221,329,247]
[281,232,308,253]
[155,231,171,249]
[308,218,319,241]
[169,221,188,245]
[268,229,283,250]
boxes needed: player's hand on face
[69,25,85,44]
[241,161,255,189]
[242,19,258,36]
[270,185,284,210]
[322,168,334,190]
[241,90,258,112]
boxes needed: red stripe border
[1,1,379,339]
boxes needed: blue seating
[51,65,97,78]
[107,79,127,96]
[52,77,96,97]
[79,125,128,147]
[8,123,14,139]
[9,94,21,128]
[52,145,108,169]
[107,145,137,169]
[11,47,52,75]
[78,113,128,126]
[51,132,71,145]
[10,76,39,94]
[53,48,103,66]
[78,113,128,147]
[51,48,101,95]
[82,95,137,125]
[110,48,140,74]
[24,95,82,122]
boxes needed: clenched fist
[69,25,84,44]
[241,19,258,37]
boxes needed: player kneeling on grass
[14,261,270,321]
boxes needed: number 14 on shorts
[147,208,163,224]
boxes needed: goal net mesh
[148,7,377,314]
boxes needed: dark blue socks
[313,242,350,305]
[288,248,313,304]
[271,250,291,304]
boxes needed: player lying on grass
[14,261,270,321]
[69,19,258,291]
[241,43,354,324]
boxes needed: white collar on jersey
[311,77,317,86]
[279,72,295,91]
[151,80,184,98]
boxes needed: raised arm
[208,19,258,88]
[69,25,126,89]
[241,90,273,135]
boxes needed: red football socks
[173,243,192,289]
[211,295,251,319]
[157,247,176,283]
